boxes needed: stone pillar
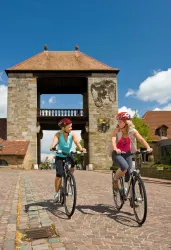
[81,129,89,169]
[7,74,37,169]
[82,92,89,167]
[88,76,118,169]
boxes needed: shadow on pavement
[76,204,140,228]
[25,200,69,220]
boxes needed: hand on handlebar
[81,148,87,153]
[115,148,121,154]
[50,147,56,152]
[146,147,153,153]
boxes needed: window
[161,128,167,137]
[155,125,168,137]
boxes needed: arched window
[0,160,8,166]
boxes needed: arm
[134,130,152,152]
[50,132,60,150]
[72,132,87,152]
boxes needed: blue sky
[1,0,171,117]
[1,0,171,159]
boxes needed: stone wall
[0,155,24,169]
[88,76,118,169]
[141,167,171,180]
[7,74,37,169]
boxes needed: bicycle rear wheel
[112,171,124,210]
[64,172,77,217]
[133,176,147,225]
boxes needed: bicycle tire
[64,172,77,217]
[112,171,124,210]
[133,176,147,225]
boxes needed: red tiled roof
[0,139,29,155]
[0,119,7,140]
[6,51,119,72]
[142,111,171,141]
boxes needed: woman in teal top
[50,118,86,202]
[56,132,73,158]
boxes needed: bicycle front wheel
[112,171,124,210]
[133,176,147,225]
[64,172,77,217]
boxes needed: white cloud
[41,130,82,162]
[153,108,161,111]
[42,100,45,105]
[126,69,171,105]
[49,96,56,103]
[0,72,3,82]
[153,103,171,111]
[125,89,136,97]
[0,84,7,118]
[118,106,138,118]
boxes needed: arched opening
[0,160,8,166]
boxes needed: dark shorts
[55,155,74,177]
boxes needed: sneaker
[53,192,59,203]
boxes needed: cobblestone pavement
[0,168,171,250]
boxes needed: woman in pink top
[112,112,152,190]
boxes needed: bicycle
[112,150,148,225]
[52,149,84,218]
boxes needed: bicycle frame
[119,151,147,200]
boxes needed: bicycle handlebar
[50,148,86,156]
[120,150,151,155]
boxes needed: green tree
[132,110,151,148]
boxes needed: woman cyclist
[112,112,153,190]
[50,118,86,202]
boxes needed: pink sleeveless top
[117,137,131,152]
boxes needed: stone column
[82,92,89,167]
[88,76,118,169]
[7,74,37,169]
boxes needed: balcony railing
[37,109,84,117]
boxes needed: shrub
[110,165,119,171]
[151,164,171,170]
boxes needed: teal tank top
[56,132,73,158]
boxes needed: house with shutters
[142,111,171,164]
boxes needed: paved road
[0,168,171,250]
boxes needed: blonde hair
[116,120,135,133]
[126,120,135,129]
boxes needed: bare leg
[70,168,74,174]
[55,177,62,192]
[114,168,127,181]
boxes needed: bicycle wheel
[133,176,147,225]
[64,172,77,217]
[112,171,124,210]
